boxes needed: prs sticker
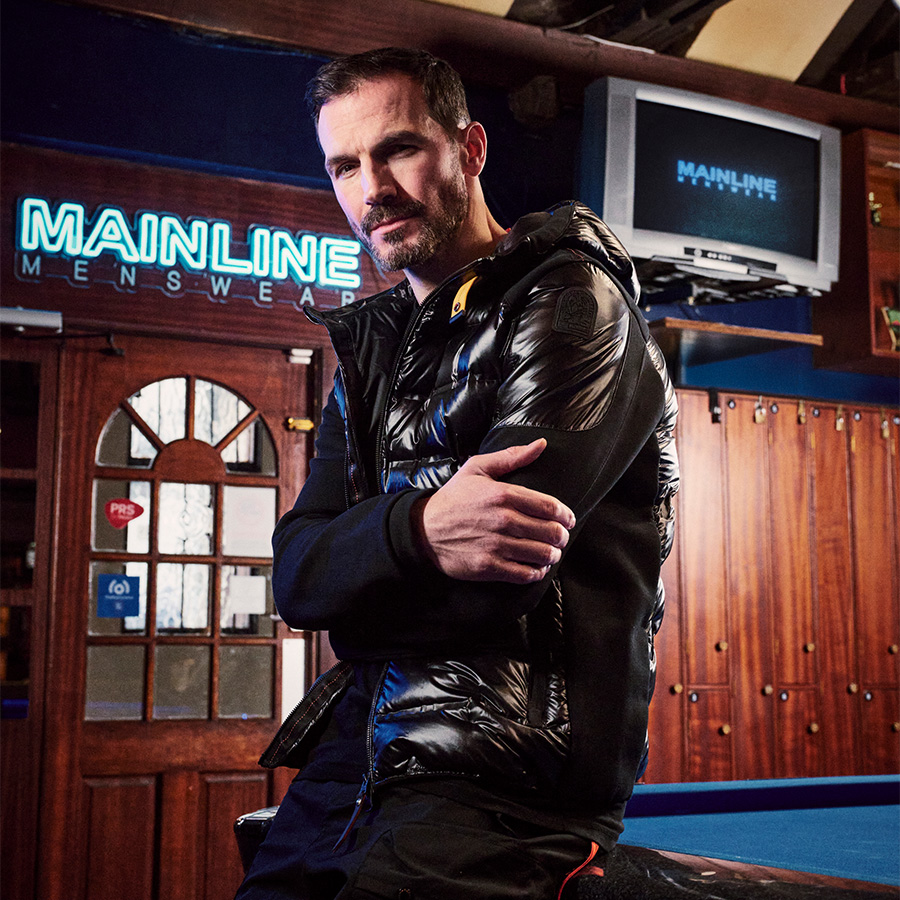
[105,498,145,529]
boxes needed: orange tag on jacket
[450,277,477,323]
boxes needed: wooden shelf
[649,318,823,381]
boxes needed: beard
[353,170,469,273]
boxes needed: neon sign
[15,197,363,307]
[677,161,777,201]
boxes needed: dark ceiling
[505,0,900,105]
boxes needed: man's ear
[458,122,488,177]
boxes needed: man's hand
[411,439,576,584]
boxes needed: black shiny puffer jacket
[263,201,679,815]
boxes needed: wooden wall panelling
[766,398,816,687]
[809,403,858,777]
[859,688,900,775]
[848,408,900,689]
[723,394,776,780]
[199,772,269,900]
[677,391,730,689]
[0,339,58,900]
[157,770,201,900]
[82,776,156,900]
[774,687,821,779]
[765,398,821,777]
[673,390,734,782]
[685,688,733,782]
[644,532,685,784]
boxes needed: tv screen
[580,78,841,296]
[633,100,821,262]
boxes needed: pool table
[235,775,899,897]
[617,775,899,895]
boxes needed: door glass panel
[158,482,214,555]
[128,377,186,444]
[85,645,145,720]
[92,480,151,552]
[153,644,210,719]
[221,565,274,636]
[194,379,252,446]
[223,418,277,476]
[222,486,276,558]
[96,407,157,468]
[219,645,273,719]
[156,563,210,632]
[89,561,149,635]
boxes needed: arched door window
[86,376,282,722]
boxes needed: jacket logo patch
[552,288,598,339]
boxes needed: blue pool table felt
[620,775,900,887]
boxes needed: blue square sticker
[97,574,141,618]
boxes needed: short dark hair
[306,47,471,138]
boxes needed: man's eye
[334,163,357,178]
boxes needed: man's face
[317,74,470,273]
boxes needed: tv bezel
[580,77,841,293]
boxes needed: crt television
[579,77,841,296]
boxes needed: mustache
[360,200,426,236]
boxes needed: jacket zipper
[332,662,389,852]
[372,262,491,487]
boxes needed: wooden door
[723,394,776,780]
[0,338,58,900]
[809,403,858,776]
[38,334,324,900]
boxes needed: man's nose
[362,162,397,205]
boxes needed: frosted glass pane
[194,379,251,447]
[158,482,213,555]
[222,486,276,558]
[219,645,273,719]
[128,377,186,444]
[92,479,150,553]
[85,645,145,720]
[221,565,274,636]
[153,645,209,720]
[156,563,210,633]
[89,561,148,635]
[96,407,156,468]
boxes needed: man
[237,47,678,900]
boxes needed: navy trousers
[234,779,601,900]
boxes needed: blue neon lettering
[210,222,253,275]
[15,198,363,289]
[320,237,362,289]
[160,216,208,270]
[19,199,84,255]
[83,208,140,262]
[272,231,316,282]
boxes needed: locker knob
[719,724,732,736]
[804,643,816,653]
[671,683,684,695]
[889,645,899,655]
[808,723,820,735]
[864,691,874,702]
[715,640,728,652]
[892,723,900,733]
[848,683,859,694]
[763,684,774,696]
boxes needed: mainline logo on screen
[676,161,777,202]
